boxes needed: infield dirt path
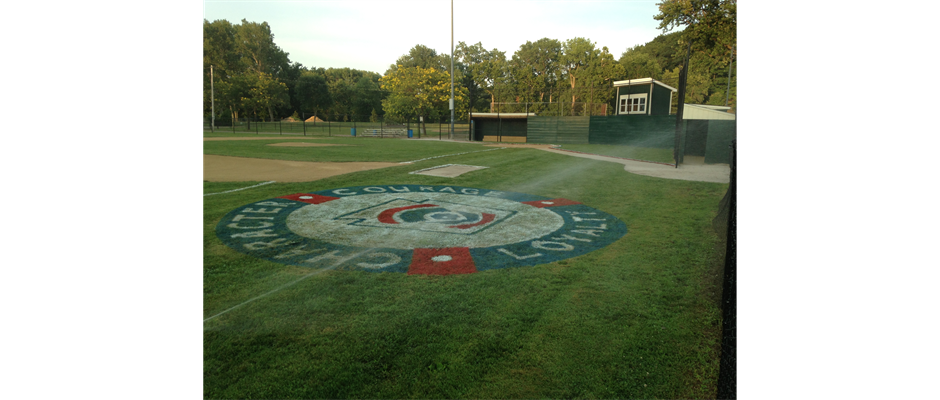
[203,137,728,183]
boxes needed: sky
[203,0,668,74]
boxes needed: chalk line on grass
[203,249,371,323]
[204,181,276,196]
[400,147,505,164]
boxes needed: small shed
[612,78,677,116]
[469,113,535,143]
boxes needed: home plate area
[216,185,627,275]
[409,164,487,178]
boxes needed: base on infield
[410,164,488,178]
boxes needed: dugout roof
[470,113,536,119]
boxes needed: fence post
[303,120,306,136]
[279,121,282,135]
[328,117,331,137]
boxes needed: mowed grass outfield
[203,134,730,399]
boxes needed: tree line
[203,0,735,124]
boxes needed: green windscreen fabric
[704,120,736,164]
[527,116,590,144]
[588,115,677,148]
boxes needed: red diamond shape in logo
[521,198,581,208]
[408,247,476,275]
[277,193,340,204]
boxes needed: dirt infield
[265,143,352,147]
[203,137,728,183]
[203,136,328,141]
[204,155,400,182]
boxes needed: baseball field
[203,133,730,398]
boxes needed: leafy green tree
[453,42,483,112]
[386,44,446,75]
[204,18,298,122]
[234,19,291,77]
[456,42,508,112]
[618,48,663,80]
[204,19,242,121]
[509,38,562,110]
[293,71,332,117]
[661,66,710,113]
[581,46,625,115]
[353,75,384,120]
[243,72,290,121]
[560,37,598,108]
[380,65,468,129]
[655,0,736,65]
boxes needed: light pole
[210,65,215,132]
[448,0,454,140]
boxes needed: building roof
[683,104,736,120]
[470,113,535,119]
[612,78,678,92]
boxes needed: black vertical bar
[674,39,692,167]
[328,117,331,137]
[303,118,306,136]
[716,140,736,400]
[279,121,282,135]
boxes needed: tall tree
[293,70,332,118]
[655,0,736,65]
[454,42,484,112]
[560,37,600,111]
[618,48,663,80]
[380,65,468,127]
[582,46,625,115]
[386,44,446,75]
[509,38,562,110]
[456,42,507,112]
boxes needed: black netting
[716,140,736,399]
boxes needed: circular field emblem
[216,185,627,275]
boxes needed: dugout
[681,104,736,163]
[470,113,535,143]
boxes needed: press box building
[613,78,677,116]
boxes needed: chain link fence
[203,114,472,140]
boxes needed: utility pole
[725,44,735,107]
[449,0,455,140]
[210,65,215,132]
[674,38,692,168]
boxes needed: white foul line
[204,181,276,196]
[202,249,371,323]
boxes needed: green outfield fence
[468,112,735,165]
[204,114,472,140]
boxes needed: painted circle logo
[216,185,627,275]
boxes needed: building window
[619,94,648,114]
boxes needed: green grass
[204,138,729,399]
[203,137,492,163]
[558,143,676,165]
